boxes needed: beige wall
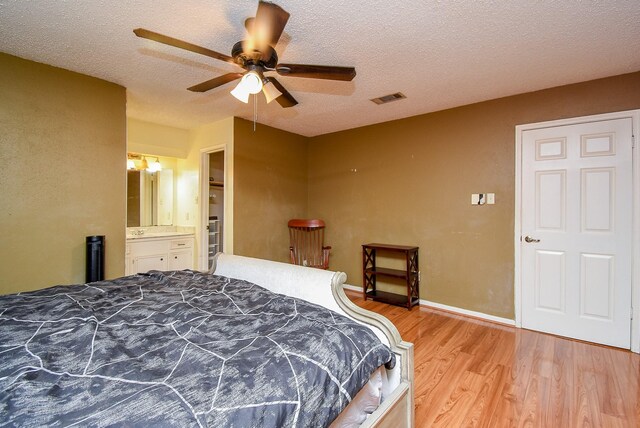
[233,118,308,262]
[0,53,126,294]
[127,118,190,158]
[308,71,640,319]
[184,117,234,268]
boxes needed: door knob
[524,236,540,243]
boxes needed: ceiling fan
[133,1,356,108]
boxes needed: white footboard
[211,253,414,427]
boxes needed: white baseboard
[419,299,515,326]
[342,284,361,292]
[342,283,515,326]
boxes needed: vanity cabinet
[134,253,168,273]
[168,239,193,270]
[126,235,194,275]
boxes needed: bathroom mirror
[127,169,173,227]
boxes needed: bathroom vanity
[125,230,195,275]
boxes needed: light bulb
[242,72,263,94]
[148,158,162,172]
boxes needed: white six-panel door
[521,118,633,348]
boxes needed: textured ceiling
[1,1,639,137]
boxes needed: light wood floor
[347,292,640,427]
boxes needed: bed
[0,253,414,427]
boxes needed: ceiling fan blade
[244,17,255,34]
[252,1,290,50]
[187,73,244,92]
[133,28,235,64]
[276,64,356,81]
[268,77,298,108]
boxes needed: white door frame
[514,109,640,352]
[199,143,234,270]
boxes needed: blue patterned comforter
[0,270,394,427]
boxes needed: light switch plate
[471,193,485,205]
[472,193,495,205]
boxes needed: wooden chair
[288,219,331,269]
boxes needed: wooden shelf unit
[362,243,419,309]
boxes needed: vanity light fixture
[127,153,162,172]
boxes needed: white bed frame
[212,253,414,427]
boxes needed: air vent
[370,92,406,105]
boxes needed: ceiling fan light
[242,71,263,94]
[262,81,282,104]
[231,81,250,103]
